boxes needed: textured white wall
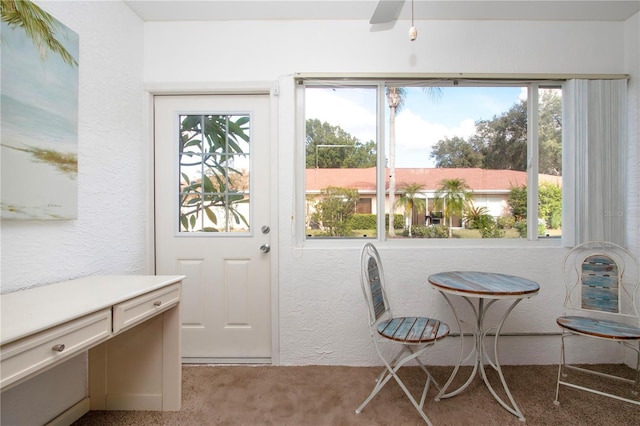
[144,16,639,367]
[1,0,146,293]
[144,19,626,82]
[0,1,144,424]
[1,5,637,423]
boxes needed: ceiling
[124,0,640,22]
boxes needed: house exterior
[306,167,562,226]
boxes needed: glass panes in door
[178,114,250,233]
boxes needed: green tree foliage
[311,186,359,236]
[508,182,562,233]
[474,100,528,171]
[539,182,562,229]
[538,91,563,176]
[179,115,250,232]
[430,90,562,176]
[508,185,528,221]
[305,119,376,168]
[431,136,484,168]
[1,0,78,67]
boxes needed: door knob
[260,244,270,253]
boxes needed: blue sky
[306,85,526,168]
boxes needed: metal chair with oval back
[554,241,640,406]
[356,243,450,425]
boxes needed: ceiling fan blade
[369,0,405,25]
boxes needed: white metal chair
[356,243,450,425]
[554,241,640,406]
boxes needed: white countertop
[1,275,184,345]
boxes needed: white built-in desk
[1,275,184,413]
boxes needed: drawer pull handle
[153,301,162,307]
[52,344,65,352]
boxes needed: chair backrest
[360,243,391,325]
[580,253,619,312]
[563,241,640,325]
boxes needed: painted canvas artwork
[1,1,79,219]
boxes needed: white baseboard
[46,397,90,426]
[105,394,162,411]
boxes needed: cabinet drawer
[0,309,111,390]
[113,283,180,333]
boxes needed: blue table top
[428,271,540,298]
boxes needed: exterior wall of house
[307,188,517,229]
[472,194,511,218]
[145,15,639,367]
[0,1,145,424]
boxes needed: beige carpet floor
[73,364,639,425]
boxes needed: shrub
[514,220,527,238]
[549,210,562,230]
[463,205,489,230]
[496,216,515,229]
[385,213,404,230]
[472,214,504,238]
[539,182,562,229]
[311,186,358,236]
[349,214,376,230]
[479,223,505,238]
[429,224,450,238]
[514,219,546,238]
[402,224,449,238]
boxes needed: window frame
[297,77,564,247]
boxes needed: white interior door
[154,94,271,363]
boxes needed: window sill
[301,236,563,250]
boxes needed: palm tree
[434,178,472,238]
[386,86,405,237]
[1,0,77,67]
[395,183,426,237]
[386,86,441,237]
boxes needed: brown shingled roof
[305,167,561,193]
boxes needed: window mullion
[527,84,540,240]
[376,82,386,240]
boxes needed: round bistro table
[428,271,540,422]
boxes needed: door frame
[143,83,280,365]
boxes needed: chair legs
[356,344,440,425]
[554,332,640,406]
[553,332,569,405]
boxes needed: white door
[154,95,271,363]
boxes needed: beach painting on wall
[1,1,79,219]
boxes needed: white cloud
[519,87,528,101]
[305,89,376,143]
[394,110,477,167]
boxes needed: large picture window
[302,79,563,240]
[304,85,378,238]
